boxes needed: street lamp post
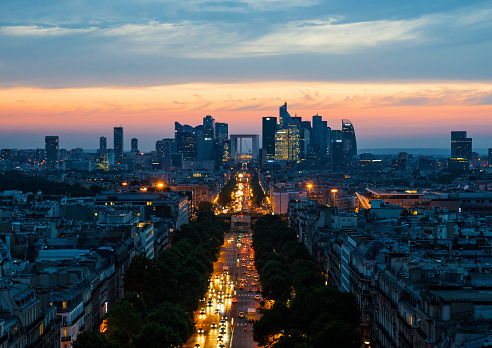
[331,189,338,208]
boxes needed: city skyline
[1,1,492,150]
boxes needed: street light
[331,189,338,207]
[306,183,313,199]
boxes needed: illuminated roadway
[185,172,266,348]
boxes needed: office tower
[99,136,107,153]
[274,103,299,163]
[131,138,139,154]
[215,122,228,144]
[175,122,183,137]
[331,130,343,171]
[45,135,59,169]
[96,153,109,171]
[156,139,175,159]
[262,117,277,160]
[450,131,471,171]
[222,140,231,167]
[342,119,357,156]
[202,115,215,160]
[114,126,123,164]
[451,131,472,159]
[279,102,296,127]
[312,115,327,157]
[177,132,197,160]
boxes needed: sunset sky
[1,0,491,151]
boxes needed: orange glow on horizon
[1,81,492,139]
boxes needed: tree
[72,331,118,348]
[105,300,144,348]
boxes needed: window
[62,302,67,310]
[39,323,44,336]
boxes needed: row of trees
[0,171,103,196]
[74,211,226,348]
[217,175,237,206]
[250,175,266,207]
[252,215,361,348]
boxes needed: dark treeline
[252,215,361,348]
[250,175,266,207]
[74,211,226,348]
[0,171,102,196]
[217,175,237,206]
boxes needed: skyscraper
[45,135,59,169]
[177,132,197,160]
[202,115,215,160]
[451,131,472,159]
[131,138,139,154]
[331,130,343,171]
[449,131,472,171]
[156,138,175,159]
[99,136,107,153]
[114,126,123,164]
[312,115,327,158]
[215,122,228,144]
[262,117,277,160]
[342,119,357,156]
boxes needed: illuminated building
[358,159,383,171]
[342,119,357,156]
[99,136,107,153]
[131,138,138,154]
[202,115,215,161]
[262,116,277,160]
[275,103,300,163]
[113,126,123,164]
[392,152,408,171]
[450,131,471,171]
[45,135,59,169]
[156,138,175,159]
[222,140,231,167]
[215,122,228,144]
[330,130,343,171]
[96,153,109,171]
[176,132,197,160]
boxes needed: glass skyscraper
[262,116,277,160]
[113,126,123,164]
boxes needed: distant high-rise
[45,135,59,169]
[114,126,123,164]
[331,130,343,171]
[156,138,175,159]
[202,115,215,160]
[215,122,228,144]
[312,115,327,158]
[131,138,138,154]
[489,148,492,167]
[262,117,277,160]
[342,119,357,156]
[275,103,299,162]
[177,132,197,160]
[99,136,107,153]
[451,131,472,159]
[279,102,296,127]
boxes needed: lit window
[62,302,67,310]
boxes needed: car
[239,312,245,318]
[207,301,213,306]
[251,281,257,286]
[256,288,261,292]
[215,308,220,314]
[197,327,204,334]
[220,320,226,327]
[194,344,201,348]
[219,327,226,334]
[218,345,226,348]
[217,335,224,342]
[226,293,231,298]
[255,294,261,300]
[232,298,237,302]
[211,322,217,329]
[222,315,228,321]
[199,308,206,314]
[215,275,220,279]
[248,288,253,292]
[218,298,223,304]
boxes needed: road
[184,230,261,348]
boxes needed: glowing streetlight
[157,182,164,189]
[306,183,313,199]
[331,189,338,207]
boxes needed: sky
[0,0,491,151]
